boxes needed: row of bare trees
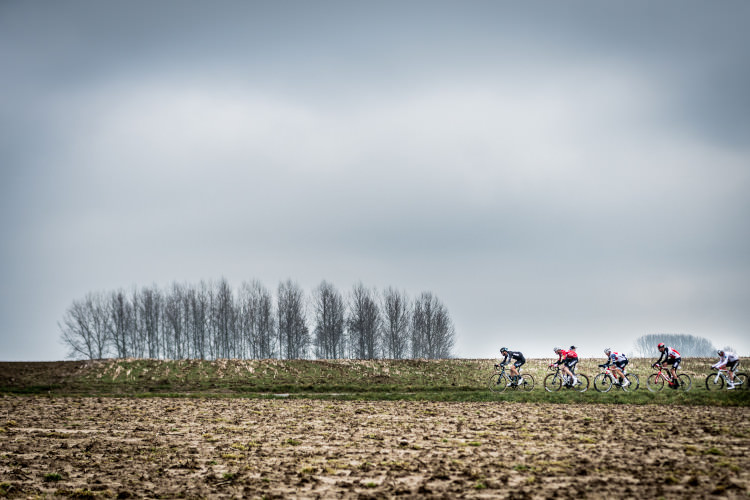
[631,333,722,357]
[59,279,455,361]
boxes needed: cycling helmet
[657,342,665,349]
[553,346,561,353]
[604,347,611,354]
[499,347,508,353]
[718,349,725,355]
[569,345,576,350]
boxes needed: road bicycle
[646,363,692,392]
[593,364,639,393]
[705,367,747,391]
[543,364,589,392]
[488,364,535,392]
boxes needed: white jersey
[712,351,739,369]
[609,352,627,363]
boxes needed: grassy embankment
[0,358,747,405]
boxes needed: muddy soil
[0,397,748,499]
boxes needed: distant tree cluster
[632,333,717,357]
[58,279,456,361]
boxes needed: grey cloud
[1,1,749,360]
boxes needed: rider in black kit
[497,347,526,385]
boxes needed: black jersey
[501,351,525,364]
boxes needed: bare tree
[237,284,252,359]
[137,286,162,359]
[347,283,381,359]
[212,278,236,359]
[381,287,410,359]
[632,333,715,357]
[129,288,146,358]
[162,283,185,359]
[254,282,276,359]
[312,281,346,359]
[277,280,309,359]
[411,292,455,359]
[59,292,111,360]
[180,284,194,358]
[188,282,209,360]
[238,280,277,359]
[108,289,133,359]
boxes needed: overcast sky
[1,1,749,361]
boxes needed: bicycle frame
[653,364,675,384]
[548,365,568,384]
[711,368,733,385]
[600,365,624,380]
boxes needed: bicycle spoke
[624,373,639,391]
[647,373,664,392]
[575,374,589,393]
[705,373,724,391]
[593,373,612,393]
[519,374,535,391]
[677,373,692,392]
[734,373,748,390]
[544,373,562,392]
[488,373,509,393]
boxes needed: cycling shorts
[665,357,681,370]
[563,359,578,371]
[514,360,525,369]
[727,360,739,372]
[614,360,628,371]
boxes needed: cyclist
[552,346,580,386]
[654,342,681,387]
[496,347,525,386]
[600,348,630,387]
[711,349,739,390]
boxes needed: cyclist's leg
[617,361,630,385]
[561,364,572,383]
[563,361,578,385]
[727,361,738,384]
[671,358,681,384]
[569,360,580,384]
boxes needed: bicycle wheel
[517,373,534,392]
[544,373,562,392]
[488,372,509,393]
[647,373,665,392]
[733,372,748,390]
[705,373,724,391]
[676,373,692,392]
[593,373,613,393]
[623,373,639,391]
[574,374,589,393]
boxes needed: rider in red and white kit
[654,342,681,386]
[601,348,630,387]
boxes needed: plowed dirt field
[1,397,748,498]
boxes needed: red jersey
[558,349,578,362]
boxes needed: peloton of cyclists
[712,349,740,390]
[601,348,630,387]
[496,347,526,386]
[654,342,681,387]
[552,346,580,387]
